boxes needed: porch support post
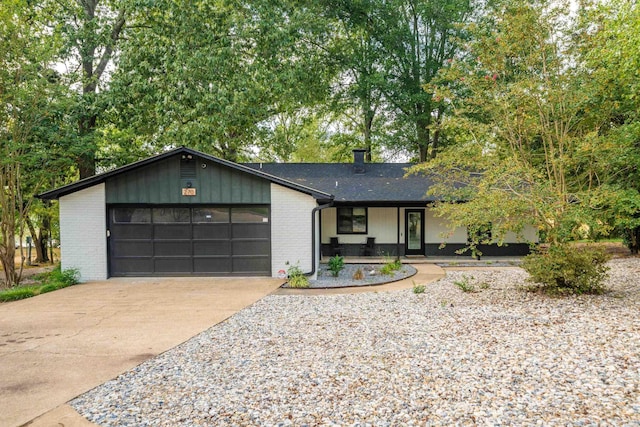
[396,207,401,260]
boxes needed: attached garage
[38,147,332,282]
[108,205,271,276]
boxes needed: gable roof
[37,147,333,201]
[243,162,436,206]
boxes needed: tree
[373,0,474,161]
[0,0,70,286]
[416,0,606,245]
[106,0,330,162]
[577,0,640,253]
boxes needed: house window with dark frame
[337,207,367,234]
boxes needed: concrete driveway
[0,277,283,427]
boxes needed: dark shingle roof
[244,163,436,205]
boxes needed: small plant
[328,255,345,277]
[412,281,426,294]
[479,282,490,290]
[453,274,476,293]
[380,258,402,275]
[286,263,309,288]
[352,268,364,280]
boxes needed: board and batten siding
[270,183,317,279]
[59,183,108,281]
[105,155,270,204]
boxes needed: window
[231,207,269,223]
[193,207,229,223]
[337,207,367,234]
[112,208,151,223]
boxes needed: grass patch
[0,266,80,302]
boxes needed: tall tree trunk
[416,117,430,162]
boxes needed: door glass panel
[152,208,190,223]
[231,207,269,223]
[193,207,229,223]
[112,208,151,223]
[408,212,422,250]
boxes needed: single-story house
[38,147,536,281]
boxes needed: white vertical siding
[59,184,107,281]
[271,184,317,278]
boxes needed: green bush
[0,266,81,302]
[328,255,345,277]
[49,266,80,287]
[380,258,402,275]
[287,264,309,288]
[521,244,610,295]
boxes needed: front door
[405,210,424,256]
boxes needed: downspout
[305,201,334,276]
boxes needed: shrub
[380,258,402,275]
[328,255,345,277]
[287,264,309,288]
[49,266,80,287]
[521,244,610,295]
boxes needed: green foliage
[380,258,402,275]
[0,266,80,302]
[412,281,426,294]
[286,263,310,288]
[453,275,476,293]
[521,245,610,295]
[327,255,345,277]
[48,266,80,288]
[0,287,38,302]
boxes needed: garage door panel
[232,256,271,273]
[232,224,269,239]
[193,257,232,273]
[193,224,230,239]
[110,241,153,257]
[110,224,153,239]
[111,258,153,275]
[155,241,191,256]
[193,240,231,256]
[154,224,191,239]
[233,239,270,255]
[154,257,192,273]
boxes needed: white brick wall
[59,183,108,281]
[271,184,318,279]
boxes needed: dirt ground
[0,248,59,285]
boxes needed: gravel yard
[72,258,640,426]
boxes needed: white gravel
[72,258,640,426]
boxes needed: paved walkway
[0,277,284,427]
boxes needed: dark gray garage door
[108,206,270,276]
